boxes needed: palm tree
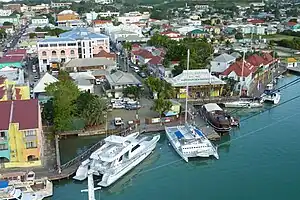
[123,41,132,71]
[152,98,172,120]
[82,97,107,127]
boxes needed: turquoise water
[51,75,300,200]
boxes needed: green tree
[145,77,175,99]
[123,41,132,70]
[123,86,141,99]
[235,32,243,40]
[45,70,80,132]
[3,21,13,26]
[81,96,107,127]
[41,99,54,126]
[152,98,172,118]
[29,32,36,38]
[75,92,95,116]
[0,28,7,39]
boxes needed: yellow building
[0,77,30,101]
[0,99,43,168]
[165,69,226,99]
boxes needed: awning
[164,111,178,117]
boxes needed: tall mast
[185,49,190,123]
[81,170,101,200]
[240,50,245,96]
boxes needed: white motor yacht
[260,84,281,105]
[165,123,219,162]
[74,132,160,187]
[223,100,263,108]
[0,180,41,200]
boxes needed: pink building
[37,28,109,72]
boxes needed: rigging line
[136,111,300,176]
[226,78,300,116]
[166,93,300,148]
[218,112,300,147]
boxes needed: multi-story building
[98,11,120,18]
[117,11,150,24]
[56,10,84,28]
[0,16,19,25]
[95,0,113,4]
[3,4,21,12]
[0,9,12,16]
[50,2,72,8]
[31,16,49,26]
[37,28,110,72]
[0,99,43,168]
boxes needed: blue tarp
[195,129,204,137]
[175,130,184,139]
[0,181,8,189]
[164,111,178,117]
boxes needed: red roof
[160,30,180,35]
[148,56,162,65]
[92,20,112,25]
[0,101,11,130]
[222,61,256,77]
[6,49,26,56]
[0,99,39,130]
[132,43,141,48]
[132,49,153,59]
[262,53,275,65]
[0,56,24,63]
[287,21,297,27]
[0,76,6,84]
[93,50,116,59]
[11,99,39,130]
[248,19,265,24]
[246,54,265,67]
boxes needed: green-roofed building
[187,29,206,38]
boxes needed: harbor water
[50,75,300,200]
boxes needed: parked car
[34,75,39,80]
[95,79,101,85]
[138,72,146,78]
[114,117,124,126]
[133,66,140,73]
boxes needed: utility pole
[55,134,61,174]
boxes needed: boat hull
[261,93,281,105]
[97,135,160,187]
[165,128,188,162]
[223,101,263,108]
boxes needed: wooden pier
[287,66,300,74]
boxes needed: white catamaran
[164,49,219,162]
[74,132,160,187]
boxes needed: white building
[211,53,236,74]
[105,24,143,39]
[50,2,72,8]
[98,11,119,18]
[95,0,113,4]
[0,9,12,16]
[85,12,99,24]
[37,28,110,72]
[31,16,49,26]
[117,11,150,24]
[30,4,50,12]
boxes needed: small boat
[0,171,53,200]
[223,100,263,108]
[74,132,160,187]
[165,123,219,162]
[260,84,281,105]
[201,103,232,133]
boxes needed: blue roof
[175,130,184,139]
[59,28,108,40]
[0,181,8,189]
[39,37,76,43]
[194,129,204,137]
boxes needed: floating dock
[287,66,300,74]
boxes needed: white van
[114,117,124,126]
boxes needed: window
[43,59,47,64]
[42,51,46,56]
[61,58,66,63]
[67,43,76,46]
[52,51,57,56]
[243,77,245,81]
[39,44,48,47]
[61,50,65,55]
[70,50,75,55]
[25,130,35,136]
[49,43,57,47]
[26,142,37,149]
[131,144,140,152]
[59,43,66,47]
[217,63,220,66]
[0,131,5,138]
[0,144,8,150]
